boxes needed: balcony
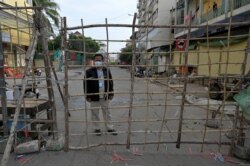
[148,5,153,13]
[201,0,250,23]
[233,0,250,9]
[201,5,225,23]
[141,3,146,11]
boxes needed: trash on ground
[46,135,64,151]
[185,95,237,115]
[15,140,40,154]
[111,152,132,164]
[211,152,224,162]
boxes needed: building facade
[172,0,250,76]
[0,0,33,68]
[136,0,176,73]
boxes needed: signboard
[176,38,187,51]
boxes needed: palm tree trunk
[38,9,58,139]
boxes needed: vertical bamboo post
[104,18,110,150]
[219,5,233,152]
[63,17,69,152]
[15,2,21,67]
[1,31,38,166]
[81,18,89,148]
[157,53,171,151]
[24,2,31,44]
[39,9,58,139]
[143,0,150,150]
[0,23,8,136]
[176,12,192,149]
[201,12,211,151]
[126,13,137,149]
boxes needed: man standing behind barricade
[83,53,117,136]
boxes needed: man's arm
[108,69,114,100]
[83,70,91,101]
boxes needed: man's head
[93,53,104,67]
[93,53,104,61]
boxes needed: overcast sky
[55,0,137,54]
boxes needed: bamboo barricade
[0,6,60,165]
[61,15,250,154]
[1,4,248,161]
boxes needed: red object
[111,152,132,163]
[4,65,24,78]
[176,38,187,51]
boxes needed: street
[1,66,245,165]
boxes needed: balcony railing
[201,5,225,23]
[200,0,250,23]
[233,0,250,9]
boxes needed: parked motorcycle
[31,68,42,76]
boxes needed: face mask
[94,61,103,67]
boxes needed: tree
[119,45,133,64]
[33,0,60,32]
[68,33,100,60]
[48,35,61,51]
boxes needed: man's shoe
[94,129,101,136]
[107,129,118,136]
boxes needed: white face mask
[94,61,103,67]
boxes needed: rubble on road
[185,95,237,115]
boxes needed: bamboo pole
[103,17,110,150]
[201,11,211,152]
[218,5,233,152]
[65,22,250,31]
[176,12,192,149]
[39,9,58,139]
[1,30,38,166]
[0,23,8,136]
[15,2,21,68]
[63,17,69,152]
[126,13,137,149]
[69,141,232,150]
[81,18,89,148]
[24,2,31,44]
[143,0,150,150]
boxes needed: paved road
[1,67,246,165]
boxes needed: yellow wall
[1,0,32,46]
[10,28,31,46]
[203,0,221,14]
[173,40,250,76]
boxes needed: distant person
[213,2,218,16]
[84,53,117,136]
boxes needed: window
[26,0,32,5]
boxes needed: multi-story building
[0,0,33,67]
[172,0,250,76]
[136,0,176,73]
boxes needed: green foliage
[119,45,133,64]
[33,0,60,32]
[48,35,61,50]
[68,33,100,60]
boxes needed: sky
[54,0,137,55]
